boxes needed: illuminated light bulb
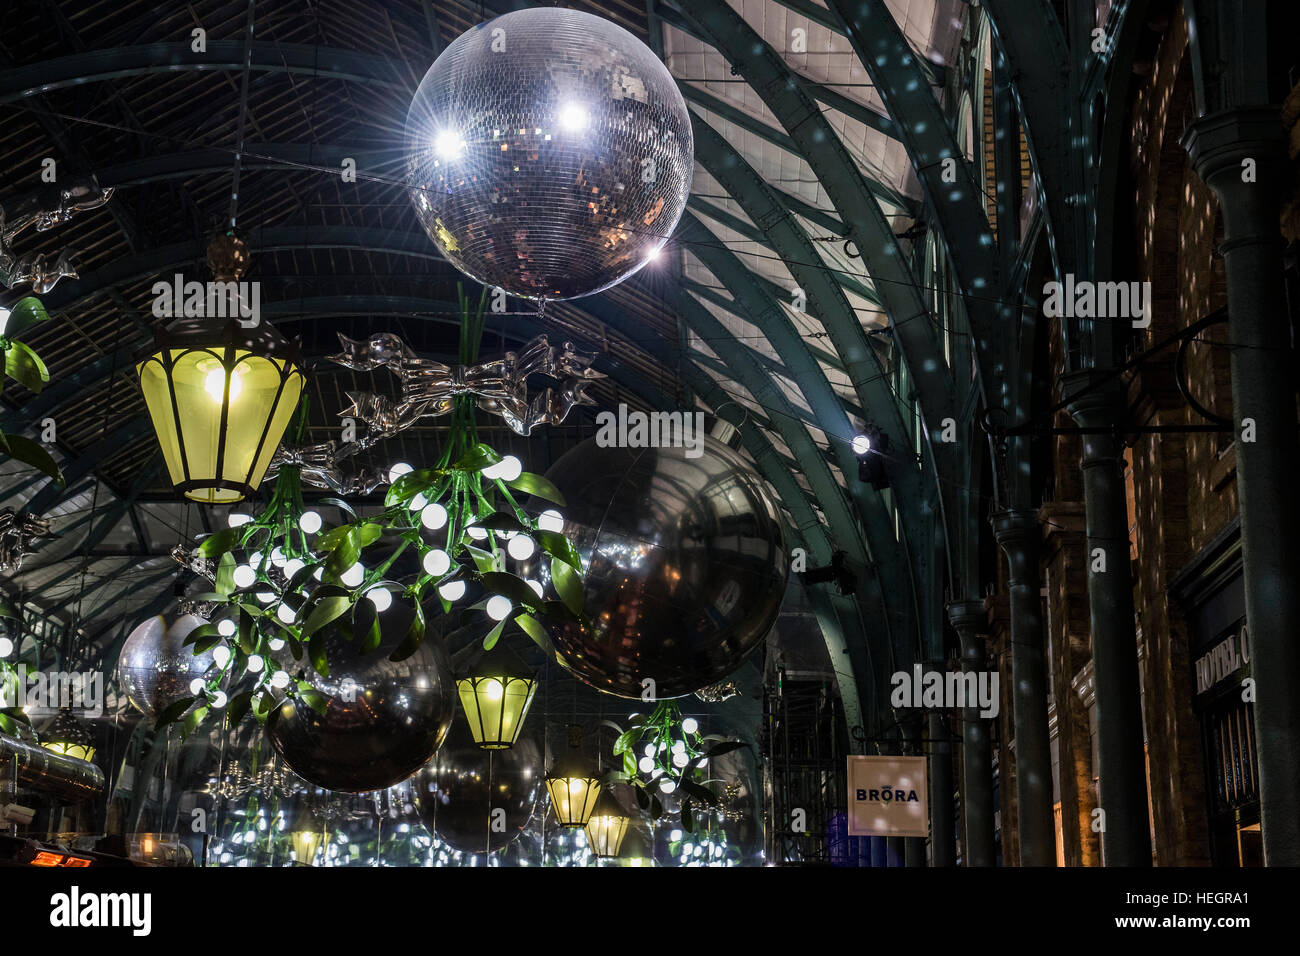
[298,511,322,534]
[284,558,305,579]
[204,367,242,402]
[271,547,287,567]
[249,551,264,569]
[388,462,414,483]
[271,671,291,690]
[638,756,655,773]
[0,637,11,658]
[410,493,428,511]
[526,579,543,598]
[276,603,296,624]
[211,691,228,709]
[480,461,504,480]
[247,654,265,674]
[366,588,393,612]
[485,595,512,621]
[851,434,872,455]
[190,678,206,695]
[341,563,364,587]
[232,565,255,589]
[682,717,699,734]
[558,102,589,131]
[646,245,662,262]
[420,502,448,530]
[643,744,656,758]
[672,752,688,768]
[507,535,535,560]
[217,619,237,637]
[212,646,231,669]
[423,549,450,576]
[670,829,683,842]
[659,779,676,794]
[672,740,686,754]
[227,512,252,528]
[313,567,323,581]
[268,638,285,651]
[433,129,465,160]
[467,526,488,540]
[256,591,275,604]
[537,509,564,533]
[481,679,504,702]
[438,580,466,601]
[496,456,522,482]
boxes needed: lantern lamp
[584,789,630,858]
[545,725,601,828]
[39,709,97,763]
[616,827,654,867]
[290,825,325,866]
[456,644,538,750]
[137,315,304,504]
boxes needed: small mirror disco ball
[405,8,693,300]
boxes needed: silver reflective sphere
[533,435,787,698]
[405,8,692,299]
[116,613,214,718]
[267,602,456,794]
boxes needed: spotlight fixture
[853,425,890,490]
[799,550,858,597]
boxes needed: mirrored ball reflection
[531,435,788,698]
[405,7,693,299]
[116,613,215,719]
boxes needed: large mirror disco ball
[405,8,693,300]
[267,602,456,793]
[531,434,788,698]
[116,612,214,719]
[410,719,541,855]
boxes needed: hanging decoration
[455,641,539,750]
[0,177,113,293]
[116,611,215,720]
[583,789,631,858]
[526,433,788,699]
[545,724,602,829]
[0,293,65,503]
[606,701,746,832]
[404,7,693,300]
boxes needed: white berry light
[227,512,252,528]
[276,603,296,624]
[423,548,451,576]
[388,462,414,483]
[420,502,448,530]
[496,456,522,482]
[366,588,393,612]
[485,595,512,621]
[217,619,237,637]
[438,580,466,601]
[682,717,699,734]
[537,509,564,533]
[341,563,365,587]
[298,511,322,534]
[212,646,232,669]
[247,654,265,674]
[507,535,535,560]
[232,564,256,589]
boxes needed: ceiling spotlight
[433,129,466,160]
[853,425,890,490]
[851,434,871,455]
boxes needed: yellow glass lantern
[545,725,601,828]
[291,828,324,866]
[456,645,538,749]
[40,709,96,762]
[137,318,303,503]
[616,827,654,867]
[584,790,630,858]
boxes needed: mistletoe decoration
[159,288,590,738]
[607,700,747,833]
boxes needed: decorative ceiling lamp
[584,789,630,858]
[616,827,653,867]
[456,643,539,750]
[545,725,601,828]
[290,827,324,866]
[137,233,303,503]
[39,709,96,763]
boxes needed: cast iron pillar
[1061,371,1153,866]
[1185,107,1300,864]
[991,508,1056,865]
[899,715,928,867]
[948,599,996,866]
[927,703,956,866]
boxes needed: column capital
[946,599,986,633]
[991,507,1039,545]
[1182,106,1286,185]
[1060,368,1125,426]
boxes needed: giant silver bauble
[411,719,541,854]
[534,435,787,698]
[267,602,456,794]
[405,8,692,299]
[116,613,214,718]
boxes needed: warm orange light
[31,851,63,867]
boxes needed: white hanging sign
[847,755,929,837]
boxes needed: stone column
[948,599,996,865]
[992,508,1056,865]
[1184,108,1300,864]
[1061,370,1152,866]
[927,706,955,866]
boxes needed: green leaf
[226,690,254,726]
[507,471,566,506]
[463,545,498,574]
[303,595,351,637]
[215,552,236,597]
[389,600,425,662]
[471,511,527,534]
[313,525,353,552]
[323,534,360,581]
[3,433,62,483]
[704,740,747,760]
[355,522,384,548]
[198,527,239,559]
[308,631,330,678]
[452,442,501,473]
[154,695,198,730]
[3,340,49,393]
[385,470,439,506]
[550,557,584,616]
[6,296,50,337]
[298,687,328,714]
[479,571,539,608]
[181,622,220,647]
[536,530,582,573]
[678,778,718,806]
[513,613,554,656]
[361,613,382,654]
[681,801,694,833]
[482,619,506,651]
